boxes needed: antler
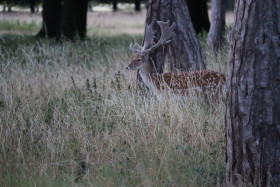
[142,21,176,54]
[142,23,156,51]
[129,43,142,53]
[129,21,176,56]
[130,23,156,54]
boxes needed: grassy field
[0,9,228,186]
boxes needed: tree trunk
[37,0,88,40]
[145,0,206,73]
[60,0,76,40]
[60,0,88,40]
[226,0,234,11]
[207,0,225,53]
[37,0,62,38]
[30,0,35,13]
[135,0,141,12]
[113,0,118,11]
[186,0,210,34]
[226,0,280,186]
[88,4,93,12]
[76,0,88,39]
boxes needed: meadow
[0,8,228,186]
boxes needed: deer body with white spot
[126,21,226,98]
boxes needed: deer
[126,21,226,99]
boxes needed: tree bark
[186,0,210,34]
[226,0,280,186]
[207,0,225,53]
[144,0,206,73]
[226,0,234,11]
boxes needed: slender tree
[226,0,280,186]
[207,0,226,53]
[113,0,118,11]
[30,0,35,13]
[135,0,141,11]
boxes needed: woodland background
[1,0,279,186]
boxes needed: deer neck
[139,61,158,91]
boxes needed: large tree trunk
[226,0,280,186]
[60,0,88,40]
[186,0,210,34]
[60,0,76,40]
[37,0,62,38]
[207,0,225,53]
[145,0,206,73]
[37,0,88,40]
[76,0,88,39]
[226,0,234,11]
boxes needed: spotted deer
[126,21,226,98]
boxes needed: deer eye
[137,58,141,62]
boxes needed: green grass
[0,19,227,186]
[0,20,41,34]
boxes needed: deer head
[126,21,176,71]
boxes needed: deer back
[153,70,226,96]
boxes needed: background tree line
[0,0,234,41]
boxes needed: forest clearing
[1,0,279,186]
[0,8,228,186]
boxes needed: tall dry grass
[0,10,228,186]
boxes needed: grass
[0,20,40,33]
[0,11,228,187]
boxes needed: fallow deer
[126,21,226,98]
